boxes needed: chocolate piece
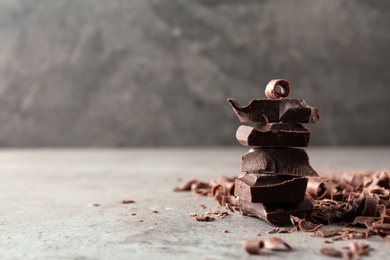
[236,124,310,147]
[238,198,314,226]
[265,79,290,100]
[234,174,308,203]
[241,148,318,176]
[227,98,320,123]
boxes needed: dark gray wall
[0,0,389,147]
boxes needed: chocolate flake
[119,199,135,204]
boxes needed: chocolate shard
[227,98,320,123]
[236,124,311,147]
[241,148,318,177]
[234,174,308,204]
[238,198,314,226]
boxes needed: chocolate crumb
[130,212,136,216]
[138,219,144,222]
[119,200,135,204]
[152,210,158,213]
[194,214,215,222]
[88,203,100,207]
[223,230,229,233]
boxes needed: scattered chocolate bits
[88,203,100,207]
[119,199,135,204]
[152,210,158,214]
[223,230,229,233]
[175,170,390,249]
[321,241,373,259]
[129,212,136,216]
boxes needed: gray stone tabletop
[0,148,389,259]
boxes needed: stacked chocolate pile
[228,79,320,226]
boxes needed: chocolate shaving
[320,247,343,257]
[313,229,340,238]
[119,199,135,204]
[267,227,296,234]
[263,237,292,251]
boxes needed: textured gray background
[0,0,389,147]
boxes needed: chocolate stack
[227,79,320,226]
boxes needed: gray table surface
[0,148,389,260]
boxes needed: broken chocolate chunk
[234,174,308,204]
[241,148,318,176]
[237,198,314,226]
[236,124,310,147]
[228,98,320,124]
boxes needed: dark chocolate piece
[238,198,314,226]
[240,148,318,177]
[227,98,320,123]
[234,174,308,203]
[236,124,310,147]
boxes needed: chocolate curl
[243,240,264,255]
[342,171,363,191]
[306,177,328,199]
[362,197,379,217]
[378,171,390,188]
[265,79,290,100]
